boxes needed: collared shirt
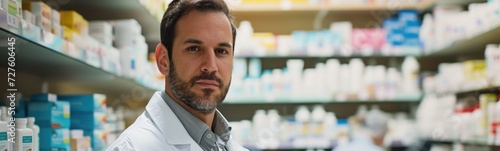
[161,91,231,151]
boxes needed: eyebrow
[183,38,232,48]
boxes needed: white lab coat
[106,92,248,151]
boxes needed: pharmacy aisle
[0,0,499,151]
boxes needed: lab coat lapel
[146,92,203,151]
[226,139,249,151]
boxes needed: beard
[168,61,230,115]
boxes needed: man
[106,0,247,150]
[334,108,389,151]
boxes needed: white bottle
[26,117,39,151]
[1,106,13,151]
[14,118,33,151]
[0,107,9,151]
[323,112,337,141]
[485,44,500,85]
[402,56,420,93]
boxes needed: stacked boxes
[112,19,148,79]
[26,1,51,32]
[89,21,112,47]
[383,9,421,55]
[58,94,107,149]
[23,1,64,51]
[21,9,41,42]
[59,10,88,36]
[89,21,122,74]
[60,10,87,57]
[28,93,71,151]
[5,0,22,34]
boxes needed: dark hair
[160,0,237,60]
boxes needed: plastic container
[0,107,9,151]
[486,44,500,85]
[27,117,40,151]
[14,118,33,151]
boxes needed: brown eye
[187,46,201,52]
[215,48,228,54]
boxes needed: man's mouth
[194,80,220,88]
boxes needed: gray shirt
[160,91,231,151]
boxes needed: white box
[30,2,51,32]
[6,0,21,34]
[83,36,102,68]
[51,9,60,25]
[89,21,112,35]
[101,46,122,75]
[35,14,51,32]
[0,8,8,30]
[21,19,41,42]
[1,0,8,11]
[90,33,113,47]
[117,45,137,78]
[22,10,36,24]
[64,41,81,60]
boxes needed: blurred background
[0,0,499,151]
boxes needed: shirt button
[207,134,212,139]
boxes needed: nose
[201,50,218,73]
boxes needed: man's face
[168,10,233,114]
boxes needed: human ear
[155,43,170,76]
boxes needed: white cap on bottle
[15,118,27,128]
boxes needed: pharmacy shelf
[230,0,436,12]
[59,0,160,42]
[231,0,487,13]
[456,85,500,95]
[425,138,500,148]
[244,141,408,151]
[432,85,500,97]
[235,53,421,59]
[224,92,422,104]
[231,3,422,12]
[0,28,158,97]
[425,24,500,57]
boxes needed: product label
[0,132,6,151]
[22,136,32,151]
[0,132,7,140]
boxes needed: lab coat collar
[146,92,197,145]
[146,91,249,151]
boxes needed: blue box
[28,101,70,128]
[403,38,421,47]
[40,128,70,151]
[83,129,107,149]
[383,18,402,31]
[13,98,27,118]
[71,112,106,130]
[58,94,106,112]
[30,93,58,102]
[398,9,419,22]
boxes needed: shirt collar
[160,91,232,143]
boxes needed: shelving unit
[57,0,160,43]
[235,51,421,59]
[423,139,500,150]
[229,1,434,12]
[2,0,497,150]
[0,28,157,105]
[225,93,422,104]
[425,24,500,57]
